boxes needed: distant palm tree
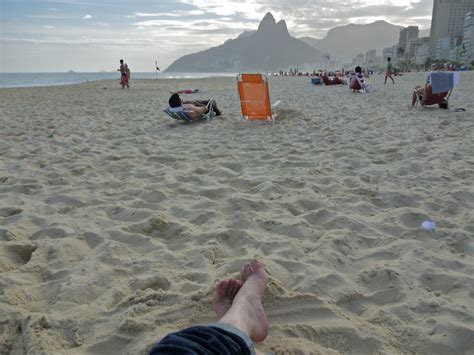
[397,47,405,58]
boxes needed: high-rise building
[399,26,419,61]
[429,0,474,57]
[382,47,393,63]
[413,37,430,65]
[365,49,376,65]
[352,53,365,66]
[460,12,474,63]
[436,37,456,59]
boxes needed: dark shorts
[195,100,221,116]
[149,323,256,355]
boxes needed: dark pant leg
[149,325,252,355]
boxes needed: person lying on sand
[148,259,270,355]
[168,93,222,120]
[170,89,201,94]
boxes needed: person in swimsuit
[384,57,395,84]
[117,59,129,89]
[350,66,366,92]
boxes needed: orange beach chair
[237,73,280,123]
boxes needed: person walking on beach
[118,59,129,89]
[384,57,395,84]
[148,259,269,354]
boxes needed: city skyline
[0,0,435,72]
[429,0,474,56]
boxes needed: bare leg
[212,278,242,318]
[412,86,423,107]
[215,259,269,343]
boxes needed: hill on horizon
[300,20,405,62]
[165,13,323,73]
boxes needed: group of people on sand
[118,59,131,89]
[163,53,452,123]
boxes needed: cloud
[132,18,253,36]
[29,14,72,19]
[180,0,265,19]
[3,0,435,72]
[133,10,205,17]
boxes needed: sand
[1,72,473,354]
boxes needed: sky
[0,0,434,72]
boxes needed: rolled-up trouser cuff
[206,322,256,355]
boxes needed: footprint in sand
[0,229,17,241]
[0,243,36,271]
[0,207,23,218]
[30,227,74,240]
[130,274,171,291]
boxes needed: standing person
[117,59,129,89]
[125,64,131,88]
[384,57,395,84]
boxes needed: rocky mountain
[300,20,404,61]
[165,13,323,72]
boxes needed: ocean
[0,72,238,88]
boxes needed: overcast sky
[0,0,433,72]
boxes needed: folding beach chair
[163,99,216,123]
[237,73,280,123]
[415,72,460,109]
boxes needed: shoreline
[0,73,240,89]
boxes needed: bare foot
[212,278,242,319]
[219,259,269,343]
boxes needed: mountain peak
[276,20,289,35]
[165,12,322,73]
[257,13,289,36]
[302,20,404,61]
[258,12,276,31]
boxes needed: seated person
[168,93,221,120]
[321,74,333,85]
[332,76,345,85]
[411,83,448,109]
[350,66,366,92]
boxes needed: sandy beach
[1,72,474,354]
